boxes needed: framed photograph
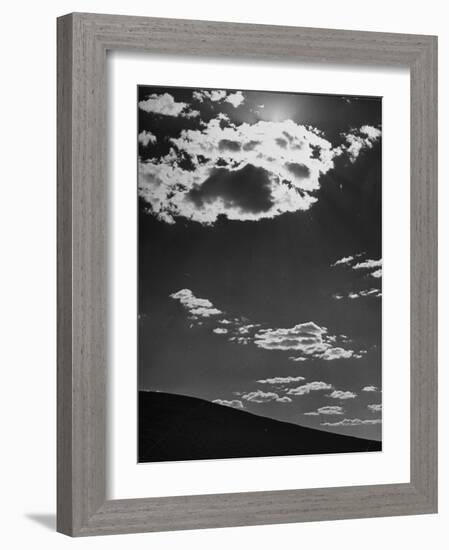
[57,13,437,536]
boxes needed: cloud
[138,130,157,146]
[170,289,364,362]
[170,288,222,319]
[321,418,382,426]
[332,255,355,266]
[333,288,381,300]
[336,125,381,162]
[138,92,199,118]
[331,254,382,280]
[362,385,379,392]
[212,399,243,409]
[277,396,293,404]
[257,376,306,385]
[193,90,227,103]
[353,258,382,270]
[320,347,354,361]
[225,91,245,107]
[305,405,344,416]
[192,89,244,108]
[254,322,361,361]
[331,253,364,267]
[287,381,332,396]
[242,390,292,404]
[188,164,274,215]
[139,117,337,225]
[368,403,382,412]
[327,390,357,400]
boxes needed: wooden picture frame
[57,12,438,536]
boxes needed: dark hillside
[139,391,381,462]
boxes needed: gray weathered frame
[57,12,438,537]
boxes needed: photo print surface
[138,85,382,463]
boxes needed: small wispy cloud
[257,376,306,385]
[331,254,382,280]
[305,405,344,416]
[353,258,382,271]
[368,403,382,412]
[327,390,357,400]
[333,288,381,300]
[321,418,382,426]
[170,289,222,319]
[241,390,292,404]
[362,385,379,392]
[287,381,332,396]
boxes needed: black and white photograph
[137,85,382,463]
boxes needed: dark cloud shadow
[188,164,274,214]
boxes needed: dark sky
[137,85,382,441]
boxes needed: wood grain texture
[57,12,438,536]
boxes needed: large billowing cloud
[139,117,340,224]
